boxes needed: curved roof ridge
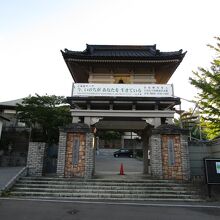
[62,44,186,59]
[86,44,157,50]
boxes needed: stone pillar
[65,132,86,177]
[85,133,95,179]
[72,117,80,123]
[154,118,161,127]
[150,124,190,181]
[180,134,191,180]
[57,123,94,179]
[141,126,153,174]
[121,136,124,148]
[56,131,67,177]
[0,120,3,139]
[150,134,163,178]
[142,135,150,174]
[27,142,46,176]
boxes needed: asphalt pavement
[0,198,220,220]
[95,149,143,176]
[1,150,220,219]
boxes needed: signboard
[168,138,175,166]
[72,83,174,97]
[72,137,80,165]
[204,158,220,184]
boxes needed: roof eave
[0,115,10,121]
[65,57,182,64]
[61,50,77,82]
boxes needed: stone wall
[27,142,46,176]
[210,139,220,158]
[188,139,220,178]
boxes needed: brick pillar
[150,124,190,181]
[27,142,46,176]
[56,131,67,177]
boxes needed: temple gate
[56,44,189,180]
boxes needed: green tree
[16,94,71,143]
[97,130,122,140]
[189,37,220,139]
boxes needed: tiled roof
[62,44,186,60]
[0,98,24,107]
[153,123,188,135]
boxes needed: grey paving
[0,167,24,190]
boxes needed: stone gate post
[27,142,46,176]
[56,123,95,179]
[150,124,190,181]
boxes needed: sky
[0,0,219,110]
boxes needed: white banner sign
[72,83,174,97]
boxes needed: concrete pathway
[0,167,25,190]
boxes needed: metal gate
[43,144,58,174]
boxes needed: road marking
[1,197,220,209]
